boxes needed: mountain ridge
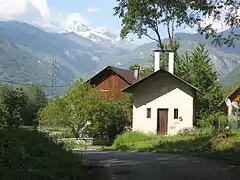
[0,20,239,93]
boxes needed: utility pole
[49,59,57,100]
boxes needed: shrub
[0,128,92,180]
[39,79,100,139]
[86,100,130,142]
[199,112,230,131]
[112,131,161,150]
[110,131,240,164]
[0,86,26,128]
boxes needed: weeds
[0,128,105,180]
[110,130,240,164]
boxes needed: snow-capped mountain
[61,20,135,49]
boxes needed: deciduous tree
[114,0,239,48]
[39,79,100,138]
[0,86,26,128]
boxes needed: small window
[174,109,178,119]
[147,108,151,118]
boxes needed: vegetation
[114,0,239,48]
[39,79,130,141]
[0,86,26,128]
[223,76,240,97]
[0,85,47,128]
[178,45,224,121]
[22,85,47,126]
[131,44,224,122]
[39,79,100,138]
[0,128,105,180]
[86,100,131,142]
[109,130,240,164]
[0,84,106,180]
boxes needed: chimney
[134,66,140,80]
[168,52,174,74]
[154,50,161,72]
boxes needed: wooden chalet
[87,66,137,100]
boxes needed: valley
[0,21,239,93]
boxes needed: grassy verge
[0,128,108,180]
[107,131,240,165]
[63,141,104,150]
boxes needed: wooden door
[157,109,168,134]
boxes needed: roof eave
[122,69,201,93]
[218,85,240,107]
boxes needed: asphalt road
[75,150,240,180]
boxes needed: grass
[63,141,104,150]
[107,130,240,165]
[0,128,108,180]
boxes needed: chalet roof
[226,85,240,100]
[122,68,200,93]
[87,66,136,85]
[219,85,240,106]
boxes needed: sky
[0,0,232,44]
[48,0,122,32]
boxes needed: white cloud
[201,16,230,33]
[201,6,240,32]
[87,8,100,12]
[0,0,88,32]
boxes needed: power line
[49,59,57,99]
[0,78,68,88]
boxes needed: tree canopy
[39,79,130,140]
[129,44,223,121]
[114,0,239,48]
[39,79,100,138]
[0,86,26,128]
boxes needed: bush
[110,131,240,164]
[21,85,47,126]
[0,128,92,180]
[201,112,229,130]
[112,131,161,150]
[86,100,130,142]
[0,86,26,128]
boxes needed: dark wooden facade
[95,71,130,100]
[230,86,240,103]
[87,66,136,100]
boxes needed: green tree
[114,0,239,48]
[178,44,224,121]
[129,44,223,122]
[22,85,47,126]
[0,86,26,128]
[39,79,100,138]
[114,0,200,49]
[87,100,130,142]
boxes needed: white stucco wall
[132,73,196,135]
[227,101,240,122]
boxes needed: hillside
[0,20,239,93]
[114,32,240,77]
[221,64,240,87]
[0,21,129,87]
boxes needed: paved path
[75,150,240,180]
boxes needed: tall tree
[195,0,240,47]
[0,86,26,128]
[39,79,100,138]
[114,0,239,48]
[114,0,201,49]
[22,85,47,126]
[178,44,224,120]
[129,44,223,121]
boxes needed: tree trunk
[155,31,164,50]
[166,9,174,50]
